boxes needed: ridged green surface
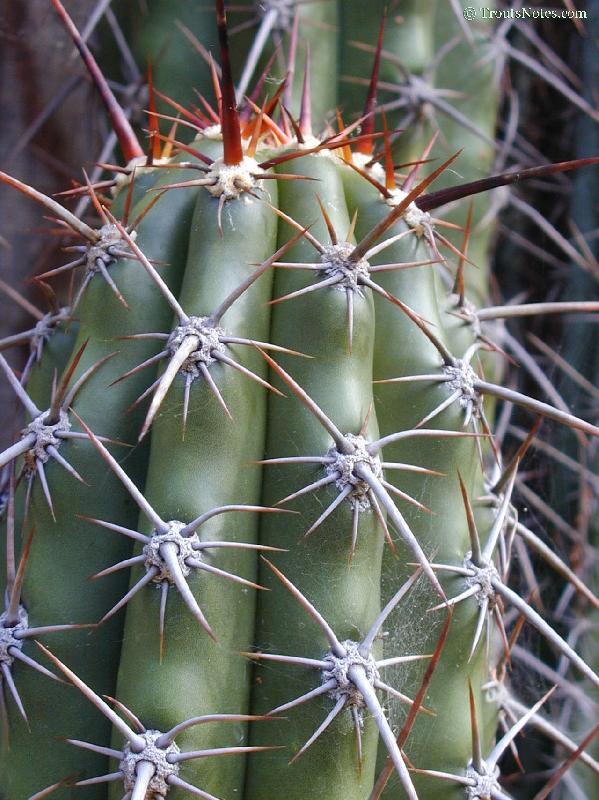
[2,4,597,800]
[246,152,383,798]
[1,161,201,796]
[110,157,278,800]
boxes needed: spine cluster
[1,2,598,799]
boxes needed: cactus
[1,2,599,799]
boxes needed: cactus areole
[1,2,599,800]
